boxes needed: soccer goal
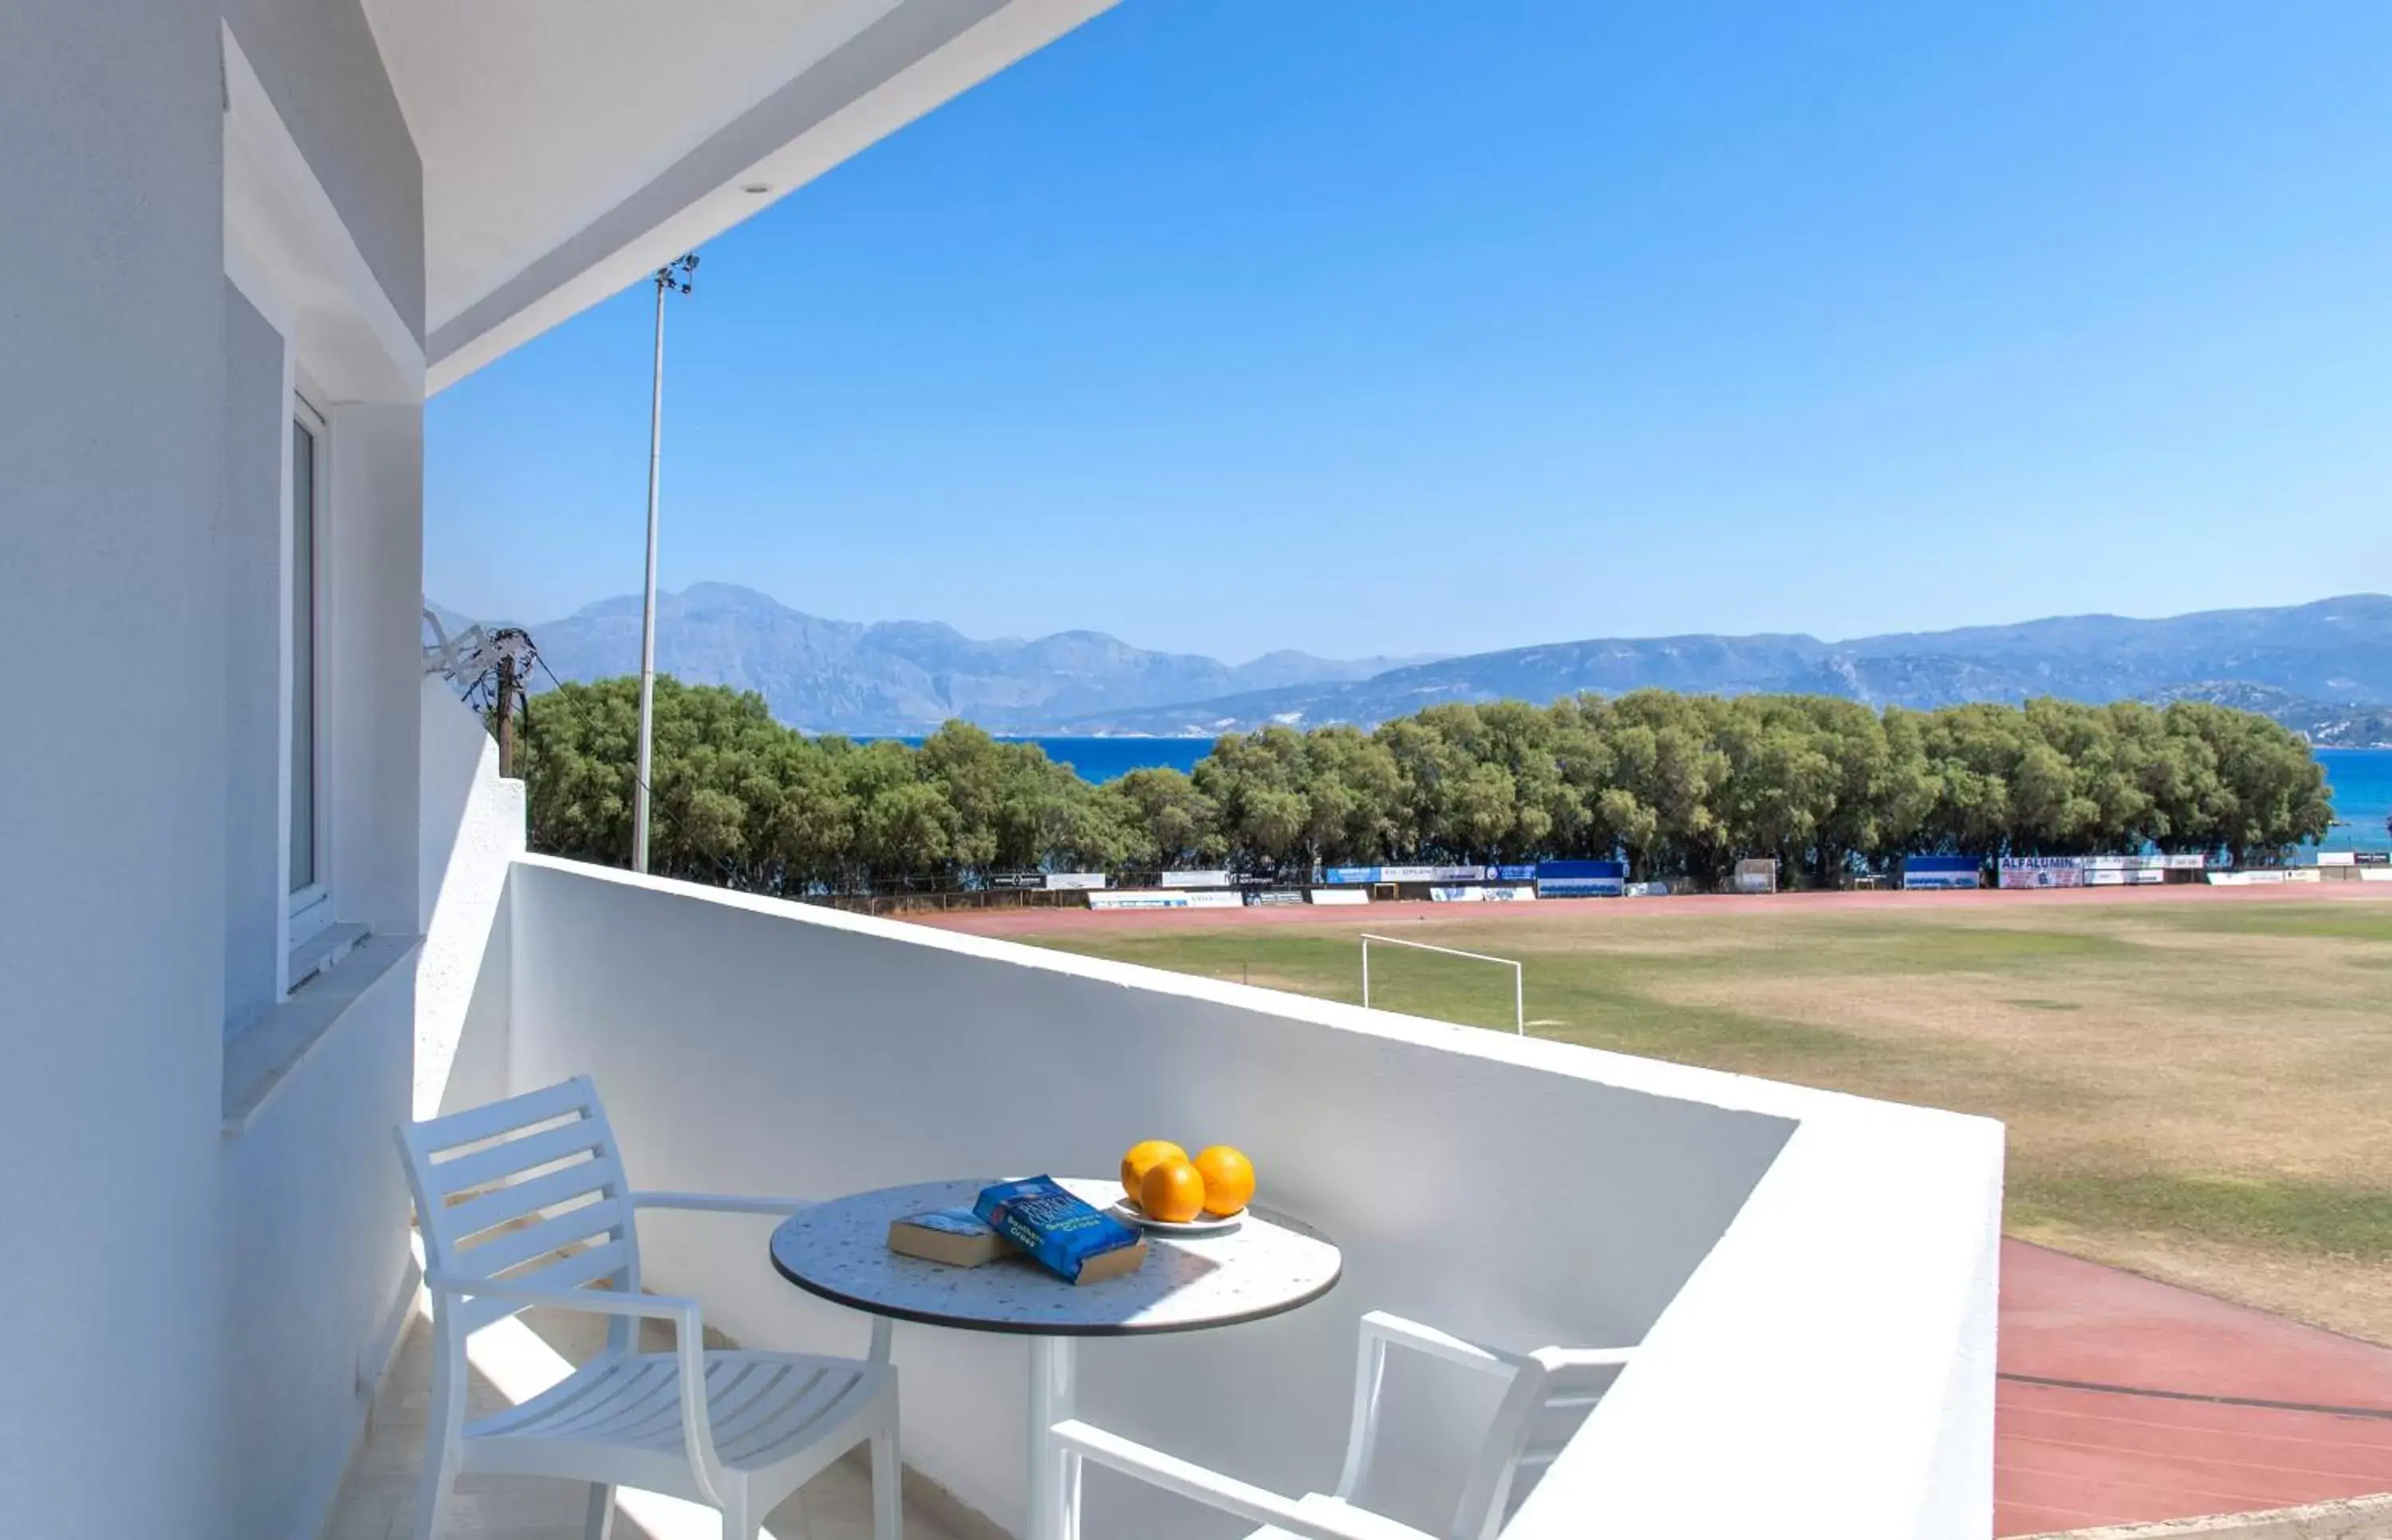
[1359,933,1525,1035]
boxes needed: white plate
[1108,1199,1244,1236]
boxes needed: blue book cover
[974,1176,1144,1283]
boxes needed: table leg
[1026,1336,1079,1540]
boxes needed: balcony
[380,849,2002,1540]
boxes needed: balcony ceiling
[366,0,1116,390]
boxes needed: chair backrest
[395,1075,639,1335]
[1450,1348,1630,1540]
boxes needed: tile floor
[327,1308,965,1540]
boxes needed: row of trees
[517,678,2335,893]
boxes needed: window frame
[284,390,332,967]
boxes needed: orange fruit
[1139,1157,1208,1224]
[1120,1140,1186,1203]
[1193,1146,1255,1216]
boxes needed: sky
[426,0,2392,662]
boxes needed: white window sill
[222,932,420,1137]
[290,919,369,990]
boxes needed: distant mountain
[491,583,1434,736]
[1029,596,2392,744]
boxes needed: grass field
[1026,898,2392,1344]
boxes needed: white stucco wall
[417,677,525,1118]
[0,3,232,1535]
[484,858,1998,1540]
[218,941,419,1540]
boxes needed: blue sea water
[871,736,1214,783]
[2315,748,2392,851]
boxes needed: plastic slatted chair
[1051,1311,1632,1540]
[396,1075,901,1540]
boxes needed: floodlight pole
[633,253,697,874]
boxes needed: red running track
[1997,1241,2392,1534]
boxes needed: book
[887,1208,1021,1268]
[974,1176,1147,1286]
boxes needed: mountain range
[486,583,1434,735]
[457,587,2392,746]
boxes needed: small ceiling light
[742,183,772,195]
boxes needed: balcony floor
[329,1308,968,1540]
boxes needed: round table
[769,1177,1342,1540]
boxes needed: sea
[870,736,1214,783]
[881,739,2392,851]
[2316,748,2392,851]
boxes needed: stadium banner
[1494,864,1539,882]
[1323,865,1490,885]
[1538,877,1625,897]
[1159,870,1233,888]
[2360,851,2392,867]
[1430,884,1536,902]
[2362,869,2392,882]
[1045,871,1109,891]
[1088,889,1243,911]
[1310,888,1370,906]
[1538,860,1627,880]
[2164,854,2209,870]
[1625,881,1670,898]
[1536,858,1627,898]
[2317,851,2357,867]
[988,871,1045,890]
[2087,868,2164,886]
[1902,855,1982,890]
[1998,857,2086,890]
[1245,889,1305,907]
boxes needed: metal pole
[1361,937,1370,1009]
[633,275,667,874]
[1514,961,1525,1035]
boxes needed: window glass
[289,418,316,895]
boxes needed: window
[287,399,329,953]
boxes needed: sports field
[946,889,2392,1345]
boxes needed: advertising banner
[1430,884,1536,902]
[1309,888,1370,906]
[1323,865,1490,886]
[1538,860,1627,880]
[1999,857,2085,890]
[1045,872,1109,891]
[988,871,1045,890]
[2165,854,2210,870]
[1538,877,1625,897]
[1902,855,1981,890]
[1159,870,1233,888]
[1088,889,1243,911]
[1245,890,1306,907]
[1493,864,1539,882]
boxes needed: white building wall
[2,3,428,1533]
[0,2,233,1535]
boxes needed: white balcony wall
[474,857,2001,1540]
[417,678,525,1118]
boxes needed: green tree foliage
[517,676,2334,892]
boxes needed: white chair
[1050,1310,1632,1540]
[395,1074,902,1540]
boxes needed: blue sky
[427,1,2392,661]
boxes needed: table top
[769,1177,1342,1338]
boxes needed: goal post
[1359,933,1525,1035]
